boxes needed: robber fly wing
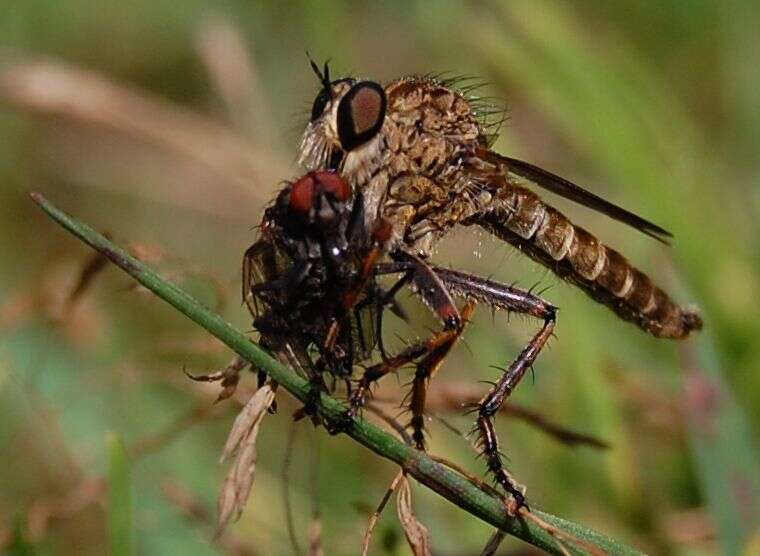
[474,148,672,244]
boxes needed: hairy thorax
[356,78,490,252]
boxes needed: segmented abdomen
[475,186,702,339]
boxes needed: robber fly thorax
[298,64,702,340]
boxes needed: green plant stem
[31,192,643,556]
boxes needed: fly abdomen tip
[653,305,703,339]
[681,309,704,335]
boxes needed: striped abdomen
[473,185,702,339]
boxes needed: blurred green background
[1,1,758,554]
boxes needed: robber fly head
[299,58,388,179]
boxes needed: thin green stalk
[31,192,643,556]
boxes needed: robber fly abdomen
[472,181,701,339]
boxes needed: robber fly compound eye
[337,81,386,151]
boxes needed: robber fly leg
[475,415,526,511]
[371,271,413,362]
[293,372,330,428]
[428,267,557,510]
[348,336,440,418]
[408,301,475,449]
[392,250,462,328]
[476,312,554,510]
[346,311,466,418]
[390,251,467,446]
[349,251,471,446]
[349,251,462,408]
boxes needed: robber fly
[296,61,702,509]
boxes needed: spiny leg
[478,308,554,510]
[373,272,413,362]
[347,324,461,419]
[430,267,557,511]
[369,251,470,444]
[408,301,475,449]
[349,250,474,448]
[392,250,462,328]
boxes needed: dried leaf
[214,356,247,402]
[396,476,431,556]
[362,470,405,556]
[186,355,247,403]
[184,368,225,383]
[216,473,238,537]
[216,384,275,535]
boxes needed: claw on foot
[504,487,529,517]
[347,391,364,420]
[319,410,354,436]
[292,399,322,427]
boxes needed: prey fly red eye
[313,170,351,201]
[289,171,351,215]
[289,174,315,215]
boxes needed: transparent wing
[476,148,672,244]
